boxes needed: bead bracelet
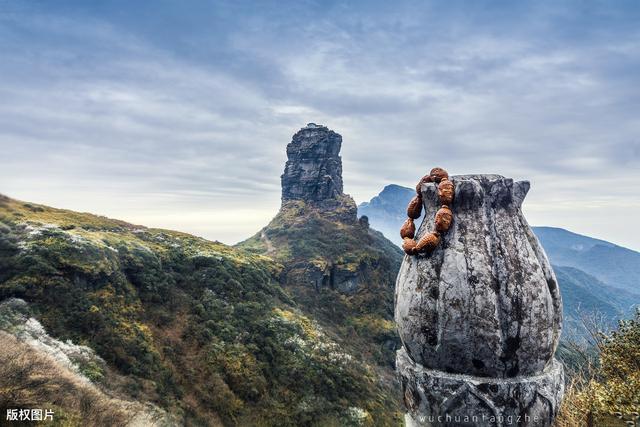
[401,167,454,255]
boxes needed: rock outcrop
[395,174,564,426]
[239,123,402,298]
[281,123,357,222]
[237,124,404,413]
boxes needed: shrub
[556,310,640,426]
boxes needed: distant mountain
[358,184,420,247]
[358,183,640,332]
[534,226,640,295]
[554,265,638,337]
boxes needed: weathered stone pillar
[395,175,564,426]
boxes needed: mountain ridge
[0,123,406,425]
[533,226,640,295]
[0,193,398,426]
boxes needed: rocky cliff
[280,123,357,222]
[241,124,400,295]
[238,125,404,416]
[282,124,343,203]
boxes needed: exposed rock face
[395,174,564,426]
[240,124,401,299]
[282,123,343,203]
[398,349,564,427]
[281,123,357,221]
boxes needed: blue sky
[1,0,639,249]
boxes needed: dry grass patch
[0,331,159,426]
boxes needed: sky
[0,0,639,250]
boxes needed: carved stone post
[395,175,564,426]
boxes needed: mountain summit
[240,124,400,293]
[238,127,404,419]
[280,123,357,222]
[282,124,343,203]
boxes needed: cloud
[0,0,639,249]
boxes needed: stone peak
[280,124,357,222]
[281,124,344,204]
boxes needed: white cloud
[0,2,639,249]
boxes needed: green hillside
[238,200,403,369]
[0,194,401,426]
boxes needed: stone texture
[395,174,564,426]
[398,348,565,427]
[281,123,344,205]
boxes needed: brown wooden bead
[400,218,416,239]
[402,237,417,255]
[407,194,423,219]
[415,232,440,253]
[435,205,453,233]
[438,178,454,206]
[415,174,433,194]
[430,167,449,183]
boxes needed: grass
[0,331,158,427]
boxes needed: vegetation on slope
[238,200,403,367]
[0,330,161,426]
[0,195,399,426]
[556,310,640,426]
[238,200,404,426]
